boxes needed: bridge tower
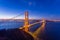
[24,11,29,32]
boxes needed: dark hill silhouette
[0,29,34,40]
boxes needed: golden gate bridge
[1,11,46,40]
[22,11,46,40]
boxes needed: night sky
[0,0,60,20]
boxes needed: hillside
[0,29,34,40]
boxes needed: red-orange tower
[24,11,29,32]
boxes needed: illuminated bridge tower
[24,11,29,32]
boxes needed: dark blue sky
[0,0,60,20]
